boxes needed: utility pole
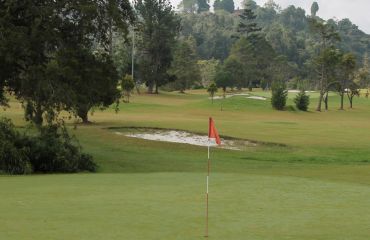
[132,26,140,94]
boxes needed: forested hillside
[179,1,370,79]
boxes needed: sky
[171,0,370,34]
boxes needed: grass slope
[1,89,370,239]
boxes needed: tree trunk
[349,96,353,108]
[324,92,328,111]
[316,91,324,111]
[78,107,90,124]
[34,103,43,126]
[317,64,325,112]
[340,92,344,110]
[155,84,159,94]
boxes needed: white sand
[288,90,316,93]
[116,130,255,150]
[209,93,249,100]
[246,96,267,100]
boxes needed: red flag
[208,117,221,145]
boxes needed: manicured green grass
[1,89,370,239]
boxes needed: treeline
[112,0,370,111]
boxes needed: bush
[25,125,97,173]
[0,117,96,175]
[0,118,31,174]
[294,90,310,111]
[271,82,288,110]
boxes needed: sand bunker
[209,93,249,100]
[115,129,257,150]
[246,96,267,100]
[288,90,316,93]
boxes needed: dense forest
[113,0,370,95]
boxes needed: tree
[311,2,319,17]
[122,75,135,103]
[169,38,201,93]
[339,53,356,110]
[178,0,209,13]
[197,0,210,13]
[0,0,134,125]
[207,82,218,104]
[215,69,232,98]
[237,2,262,38]
[294,90,310,111]
[214,0,234,13]
[271,81,288,110]
[355,53,370,92]
[198,59,220,87]
[309,18,341,111]
[178,0,197,13]
[52,49,120,124]
[347,82,360,108]
[135,0,180,94]
[223,56,244,89]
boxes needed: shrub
[121,74,135,103]
[0,117,96,175]
[0,118,31,174]
[271,82,288,110]
[294,90,310,111]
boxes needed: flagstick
[205,139,210,238]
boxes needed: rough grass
[1,89,370,239]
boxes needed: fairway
[2,90,370,239]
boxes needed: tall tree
[169,38,201,93]
[311,2,319,17]
[237,2,262,38]
[197,0,210,13]
[198,59,220,87]
[309,18,341,111]
[214,0,234,13]
[135,0,180,93]
[339,53,356,110]
[0,0,134,125]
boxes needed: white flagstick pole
[205,138,210,238]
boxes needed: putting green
[1,172,370,240]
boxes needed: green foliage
[168,37,201,92]
[135,0,180,93]
[0,118,31,174]
[214,0,234,13]
[179,12,237,60]
[178,0,209,13]
[311,2,319,17]
[271,82,288,110]
[207,82,218,103]
[294,90,310,111]
[197,0,210,13]
[0,118,96,175]
[122,75,135,103]
[215,69,232,96]
[0,0,133,125]
[197,59,220,87]
[237,1,261,38]
[25,124,96,173]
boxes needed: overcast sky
[171,0,370,34]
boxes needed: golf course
[2,90,370,239]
